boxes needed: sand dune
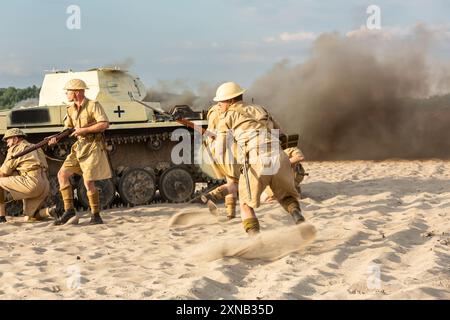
[0,160,449,299]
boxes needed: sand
[0,160,449,300]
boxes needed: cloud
[280,31,317,42]
[264,31,317,43]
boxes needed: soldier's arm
[289,154,305,164]
[89,102,109,133]
[71,102,109,137]
[287,147,305,164]
[0,149,17,177]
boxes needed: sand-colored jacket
[62,98,112,181]
[203,104,240,181]
[0,140,50,215]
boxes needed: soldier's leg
[24,179,51,222]
[224,178,238,219]
[0,187,6,223]
[279,196,305,224]
[206,184,229,201]
[202,177,238,217]
[225,194,236,220]
[55,168,77,225]
[271,153,305,224]
[238,166,267,236]
[201,184,228,215]
[85,180,103,225]
[240,203,259,236]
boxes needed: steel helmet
[2,128,27,141]
[213,82,246,102]
[64,78,88,90]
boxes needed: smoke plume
[144,80,216,111]
[247,24,450,160]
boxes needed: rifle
[242,150,252,201]
[10,128,74,160]
[128,92,216,139]
[10,121,98,160]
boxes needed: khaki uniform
[62,98,112,181]
[264,146,305,198]
[205,104,240,182]
[217,102,299,209]
[0,141,50,216]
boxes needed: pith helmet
[2,128,26,141]
[213,82,246,102]
[64,78,88,90]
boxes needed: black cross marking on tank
[114,105,125,118]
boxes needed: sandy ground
[0,160,449,300]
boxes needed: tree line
[0,86,40,110]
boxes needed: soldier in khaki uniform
[200,103,240,219]
[48,79,112,225]
[214,82,305,235]
[0,129,51,223]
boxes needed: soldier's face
[6,137,19,148]
[218,101,232,113]
[66,90,76,101]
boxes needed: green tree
[0,86,40,110]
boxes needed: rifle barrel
[10,128,74,159]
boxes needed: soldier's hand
[70,127,87,138]
[48,137,58,146]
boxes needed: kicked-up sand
[0,160,449,299]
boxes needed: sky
[0,0,449,90]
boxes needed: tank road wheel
[5,193,23,217]
[118,168,156,206]
[159,166,195,203]
[77,179,116,210]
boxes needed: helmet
[64,79,88,90]
[213,82,246,102]
[2,128,27,141]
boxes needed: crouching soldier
[0,129,51,223]
[213,82,305,236]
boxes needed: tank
[0,68,218,214]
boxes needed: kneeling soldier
[0,129,50,223]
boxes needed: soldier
[199,103,240,219]
[48,79,112,225]
[0,128,51,223]
[214,82,305,235]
